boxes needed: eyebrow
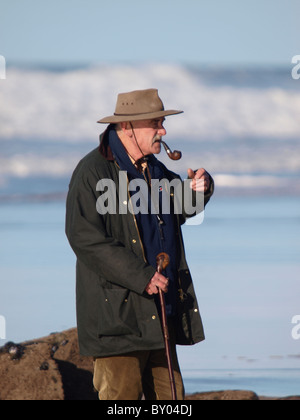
[152,117,165,123]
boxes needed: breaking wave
[1,63,300,142]
[1,63,300,196]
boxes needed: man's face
[129,118,167,156]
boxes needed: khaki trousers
[93,326,184,400]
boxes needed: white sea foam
[1,64,300,194]
[213,174,290,188]
[1,64,300,142]
[0,154,77,178]
[0,153,297,193]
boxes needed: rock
[0,341,63,400]
[186,390,259,400]
[0,328,97,400]
[1,328,299,400]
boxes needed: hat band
[114,110,162,117]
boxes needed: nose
[158,123,167,136]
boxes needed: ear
[120,122,133,137]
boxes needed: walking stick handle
[156,252,170,272]
[156,252,178,401]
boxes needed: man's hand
[145,272,169,296]
[188,168,211,193]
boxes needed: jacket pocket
[98,288,141,338]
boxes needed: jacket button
[194,308,198,313]
[152,315,156,320]
[132,239,137,244]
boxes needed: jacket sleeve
[168,170,214,225]
[65,169,156,295]
[181,172,215,222]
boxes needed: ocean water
[1,64,300,396]
[182,368,300,397]
[0,201,76,339]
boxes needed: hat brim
[97,109,183,124]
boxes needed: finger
[158,274,169,285]
[146,283,157,295]
[146,276,168,295]
[159,283,168,293]
[187,168,195,179]
[148,285,157,295]
[146,288,153,296]
[156,280,168,293]
[190,178,205,192]
[194,168,206,179]
[153,272,169,284]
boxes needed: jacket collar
[98,125,115,161]
[98,124,158,171]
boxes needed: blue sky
[1,0,299,66]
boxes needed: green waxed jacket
[65,129,214,357]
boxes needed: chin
[152,144,162,155]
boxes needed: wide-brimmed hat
[97,89,183,124]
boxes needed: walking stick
[156,252,177,401]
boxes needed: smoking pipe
[160,140,182,161]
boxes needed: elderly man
[66,89,214,400]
